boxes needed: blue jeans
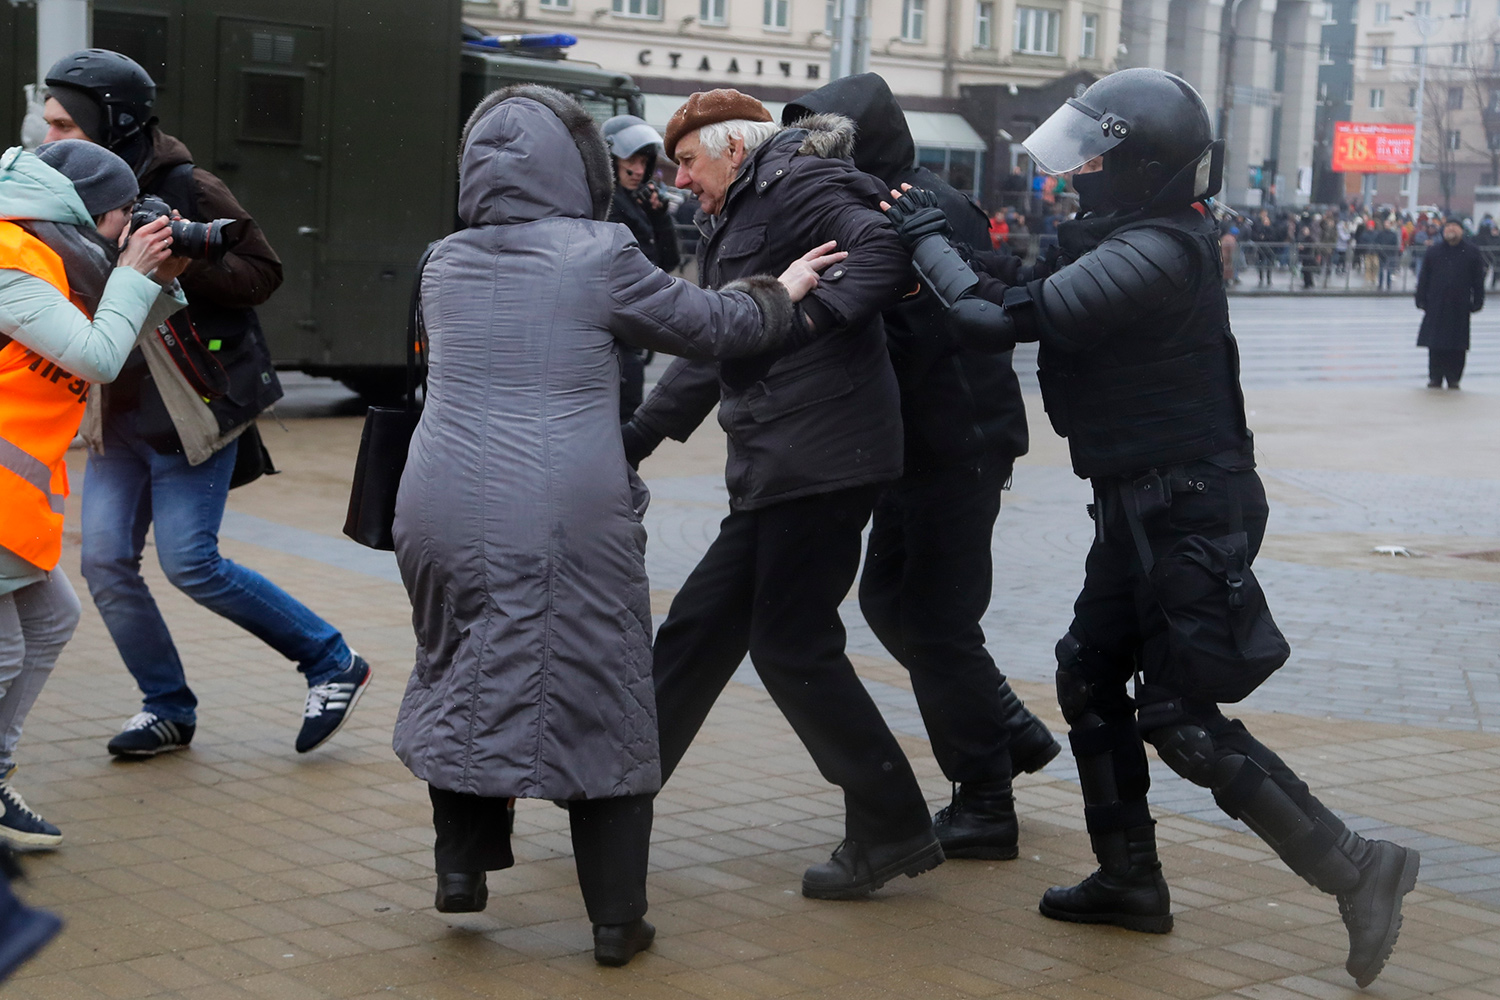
[80,410,349,725]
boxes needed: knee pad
[1054,633,1090,724]
[1148,723,1223,788]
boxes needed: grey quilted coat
[391,87,798,800]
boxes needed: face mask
[1071,170,1114,215]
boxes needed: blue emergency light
[470,33,578,49]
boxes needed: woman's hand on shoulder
[777,241,846,302]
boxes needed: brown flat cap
[664,89,773,160]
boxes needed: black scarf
[15,220,117,316]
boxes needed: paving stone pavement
[5,297,1500,999]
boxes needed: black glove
[884,188,949,248]
[620,419,663,470]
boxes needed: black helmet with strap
[1024,68,1224,212]
[45,48,158,151]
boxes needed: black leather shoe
[802,829,944,900]
[1339,840,1420,988]
[435,872,487,913]
[997,683,1061,774]
[1039,826,1172,934]
[933,780,1018,860]
[593,917,655,966]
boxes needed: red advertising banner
[1331,122,1414,173]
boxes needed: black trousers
[1428,348,1466,386]
[429,786,651,926]
[649,484,931,843]
[1065,464,1319,836]
[859,459,1013,784]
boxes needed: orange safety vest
[0,220,97,572]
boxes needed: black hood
[782,73,914,188]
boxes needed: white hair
[696,118,782,159]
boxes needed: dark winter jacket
[632,114,912,510]
[392,87,802,800]
[783,74,1028,470]
[1416,236,1486,351]
[608,184,681,272]
[102,128,284,451]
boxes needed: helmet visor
[607,122,668,162]
[1023,98,1129,176]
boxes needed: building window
[1370,88,1385,108]
[1014,6,1061,55]
[902,0,927,40]
[976,2,995,48]
[1320,43,1333,64]
[1449,85,1465,108]
[1374,1,1390,22]
[1409,86,1417,106]
[763,0,789,29]
[1453,42,1468,62]
[1456,0,1470,14]
[1490,88,1500,111]
[612,0,661,17]
[1321,1,1336,21]
[1414,0,1431,13]
[701,0,726,24]
[1319,80,1329,100]
[1413,45,1424,66]
[1448,129,1462,149]
[1081,12,1098,57]
[538,0,571,8]
[1371,46,1387,68]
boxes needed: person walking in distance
[1416,217,1484,389]
[882,69,1420,989]
[780,74,1060,864]
[41,49,371,757]
[620,90,944,899]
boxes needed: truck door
[213,18,325,364]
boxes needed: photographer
[602,115,680,420]
[1,140,187,846]
[42,49,371,759]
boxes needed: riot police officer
[882,69,1418,989]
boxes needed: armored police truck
[3,1,644,402]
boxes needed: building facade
[464,0,1121,208]
[1116,0,1323,208]
[1346,0,1500,215]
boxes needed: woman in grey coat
[390,85,840,966]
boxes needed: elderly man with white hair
[619,89,940,900]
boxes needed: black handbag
[342,244,436,550]
[230,422,278,489]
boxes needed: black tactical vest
[1036,210,1251,480]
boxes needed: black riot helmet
[45,49,158,150]
[1024,68,1224,212]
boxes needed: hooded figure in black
[782,75,1060,864]
[883,69,1419,990]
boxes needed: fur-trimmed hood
[458,84,613,227]
[785,112,858,161]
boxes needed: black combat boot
[1039,824,1173,933]
[593,917,655,966]
[998,682,1061,774]
[1338,838,1420,988]
[933,779,1017,860]
[434,872,487,913]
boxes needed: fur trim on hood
[786,113,858,161]
[461,84,614,222]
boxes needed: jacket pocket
[744,361,855,422]
[714,223,766,265]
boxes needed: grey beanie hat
[35,138,138,216]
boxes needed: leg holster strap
[1084,799,1154,836]
[1213,757,1269,820]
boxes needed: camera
[130,195,241,263]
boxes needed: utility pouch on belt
[1121,474,1289,703]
